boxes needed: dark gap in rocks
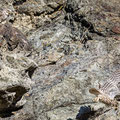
[67,119,73,120]
[39,61,57,67]
[76,106,112,120]
[48,61,56,65]
[0,112,14,118]
[83,35,92,48]
[6,86,27,107]
[72,13,105,37]
[34,11,45,16]
[76,106,96,120]
[64,4,74,13]
[0,106,23,118]
[0,90,7,96]
[72,14,85,22]
[64,0,105,45]
[7,42,18,51]
[81,19,94,31]
[9,19,15,24]
[7,86,27,94]
[64,15,69,20]
[25,66,37,78]
[64,0,79,13]
[13,0,26,6]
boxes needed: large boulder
[0,0,120,120]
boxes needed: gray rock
[0,54,32,115]
[0,0,120,120]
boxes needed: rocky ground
[0,0,120,120]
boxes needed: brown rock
[0,23,31,51]
[112,26,120,34]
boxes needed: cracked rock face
[0,23,33,117]
[0,52,33,116]
[0,0,120,120]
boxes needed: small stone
[112,26,120,34]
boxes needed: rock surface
[0,0,120,120]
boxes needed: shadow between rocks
[0,106,23,118]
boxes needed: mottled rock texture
[0,0,120,120]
